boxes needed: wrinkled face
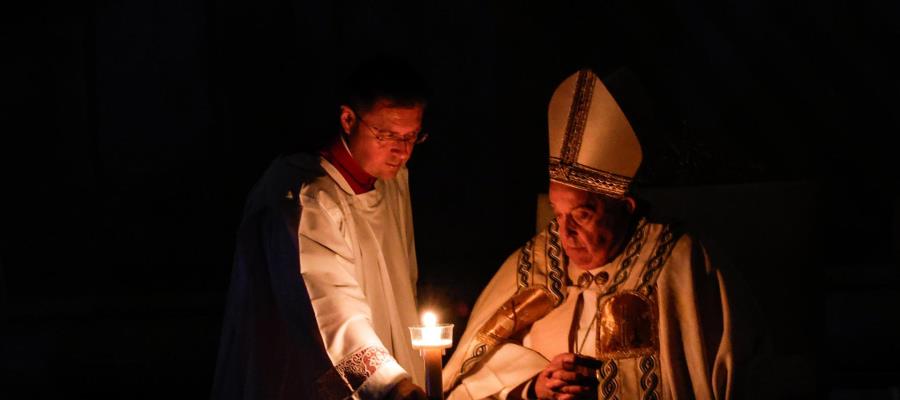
[549,181,634,270]
[341,99,425,180]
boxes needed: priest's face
[549,182,635,270]
[340,98,425,180]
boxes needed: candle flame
[422,311,438,327]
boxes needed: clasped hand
[533,353,599,400]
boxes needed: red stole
[320,138,376,194]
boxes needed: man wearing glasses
[213,56,429,400]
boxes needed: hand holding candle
[409,311,453,400]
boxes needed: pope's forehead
[549,183,595,205]
[550,181,590,196]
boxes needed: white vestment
[444,219,764,400]
[299,158,424,399]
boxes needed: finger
[551,353,577,368]
[551,369,579,382]
[542,368,555,379]
[557,384,592,395]
[546,378,568,391]
[559,353,577,368]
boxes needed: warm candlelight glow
[422,311,438,327]
[409,311,455,399]
[410,311,453,348]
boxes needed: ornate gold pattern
[517,238,535,290]
[597,219,647,301]
[549,158,633,199]
[559,69,596,164]
[458,287,557,376]
[546,218,565,305]
[637,224,679,293]
[459,343,487,375]
[640,355,660,400]
[600,359,620,400]
[597,291,658,360]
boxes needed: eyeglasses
[357,117,429,146]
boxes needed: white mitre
[547,69,643,198]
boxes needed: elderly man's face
[340,99,425,180]
[549,182,634,270]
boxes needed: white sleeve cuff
[356,357,409,399]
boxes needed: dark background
[2,0,898,398]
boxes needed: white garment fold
[299,158,424,399]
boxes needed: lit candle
[409,311,453,400]
[412,312,452,348]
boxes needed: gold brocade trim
[476,286,557,346]
[458,341,489,378]
[637,224,680,295]
[546,218,565,305]
[592,221,650,360]
[517,238,535,290]
[598,219,648,300]
[549,158,633,198]
[640,355,661,400]
[458,287,557,377]
[600,359,620,400]
[560,69,596,164]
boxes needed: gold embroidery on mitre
[560,70,595,164]
[549,158,633,198]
